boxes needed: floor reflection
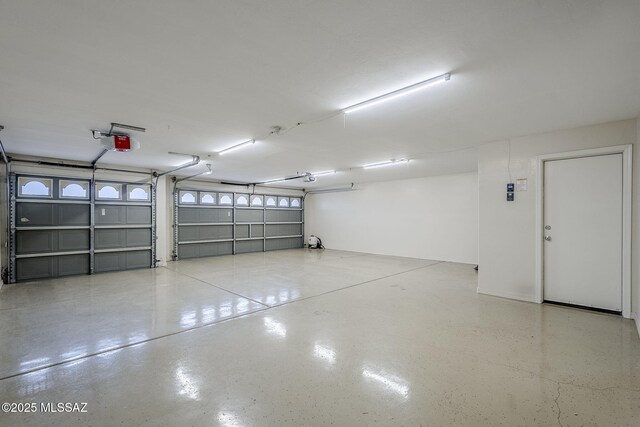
[313,343,336,365]
[362,367,410,398]
[175,365,199,400]
[263,317,287,338]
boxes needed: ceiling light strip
[218,139,256,155]
[311,170,336,176]
[342,73,450,114]
[362,159,409,169]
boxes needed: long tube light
[343,73,450,114]
[218,139,255,155]
[362,159,409,169]
[311,170,336,176]
[110,122,146,133]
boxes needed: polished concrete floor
[0,249,638,426]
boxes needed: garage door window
[128,185,150,201]
[180,191,196,204]
[219,194,232,205]
[200,192,216,204]
[97,184,122,200]
[60,180,89,199]
[266,196,276,207]
[251,195,263,206]
[18,177,52,198]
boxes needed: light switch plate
[516,178,528,191]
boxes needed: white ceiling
[1,0,639,188]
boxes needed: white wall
[477,119,639,326]
[305,172,478,264]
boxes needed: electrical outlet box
[507,192,514,202]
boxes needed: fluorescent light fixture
[362,159,409,169]
[218,139,255,155]
[343,73,450,114]
[311,170,336,176]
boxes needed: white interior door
[543,154,622,312]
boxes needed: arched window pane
[180,192,196,204]
[201,193,215,204]
[219,194,232,205]
[251,196,263,206]
[60,181,88,198]
[266,197,276,207]
[18,178,52,197]
[128,186,150,201]
[291,198,301,208]
[278,198,289,207]
[97,184,121,199]
[236,196,248,206]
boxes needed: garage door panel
[178,207,233,224]
[126,229,151,247]
[16,229,89,254]
[126,206,152,224]
[200,208,232,223]
[252,224,264,237]
[17,203,90,227]
[95,206,125,225]
[126,251,151,269]
[16,203,55,226]
[57,254,91,276]
[95,228,151,249]
[16,257,53,281]
[95,252,120,272]
[58,229,90,251]
[177,207,198,223]
[235,240,263,254]
[236,209,262,223]
[265,210,302,222]
[16,254,89,281]
[95,229,122,249]
[179,242,233,259]
[178,225,232,242]
[235,225,249,238]
[17,230,53,253]
[266,237,303,251]
[95,251,151,273]
[58,205,90,225]
[265,224,302,237]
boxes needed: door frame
[535,144,632,318]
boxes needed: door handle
[544,235,552,241]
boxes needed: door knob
[544,235,552,241]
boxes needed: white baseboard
[477,287,540,304]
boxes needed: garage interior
[1,1,640,426]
